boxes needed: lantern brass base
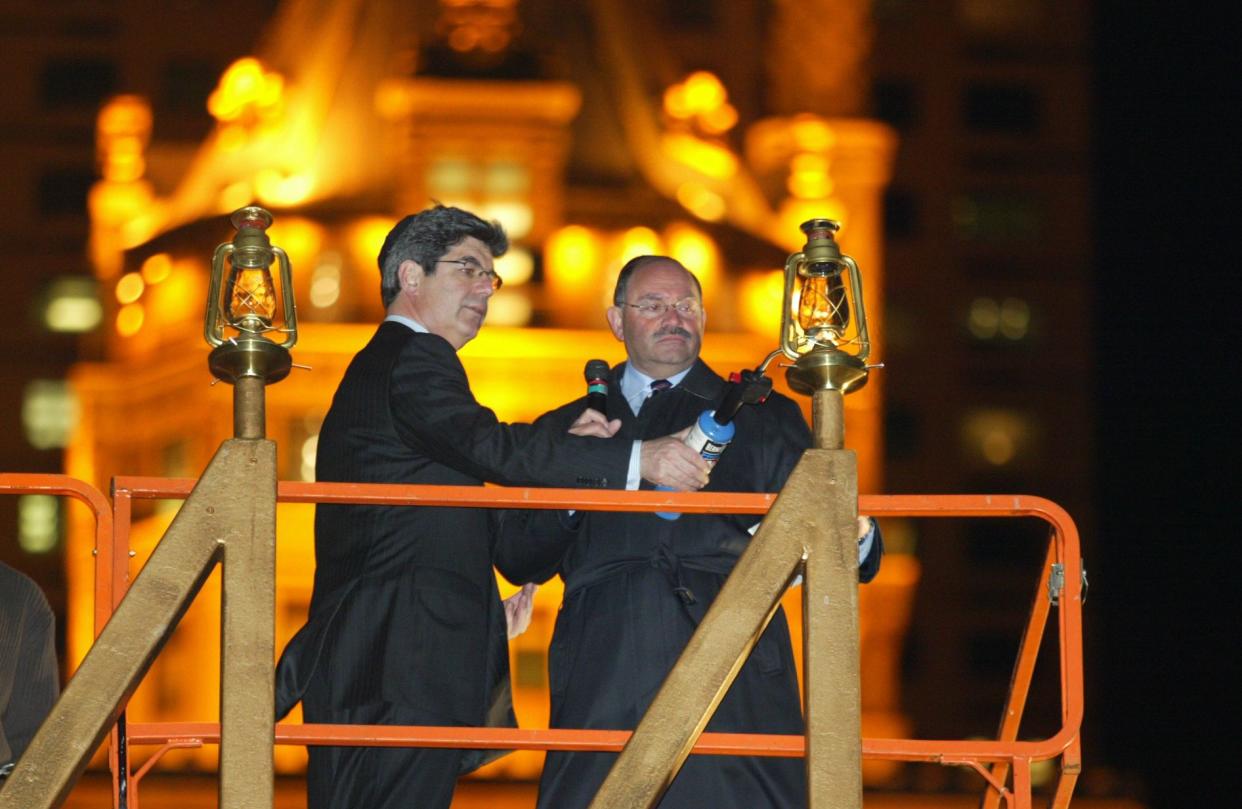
[786,349,869,395]
[208,337,292,385]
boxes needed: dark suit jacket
[0,563,59,771]
[274,322,630,740]
[494,359,881,809]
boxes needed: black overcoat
[495,359,882,809]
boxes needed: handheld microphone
[584,359,610,414]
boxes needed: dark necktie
[639,378,671,415]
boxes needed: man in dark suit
[495,255,881,809]
[274,209,709,809]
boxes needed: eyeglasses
[438,258,503,291]
[621,299,702,318]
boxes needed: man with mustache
[495,255,881,809]
[274,210,709,809]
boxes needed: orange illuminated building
[60,0,914,785]
[0,0,1117,801]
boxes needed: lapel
[678,360,728,403]
[611,360,728,436]
[606,363,638,426]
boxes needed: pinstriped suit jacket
[275,322,630,733]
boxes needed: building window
[18,495,61,554]
[884,187,919,240]
[22,379,78,450]
[299,433,319,482]
[956,0,1044,36]
[38,166,95,217]
[965,296,1034,343]
[960,408,1037,469]
[285,411,325,482]
[962,82,1041,133]
[884,402,920,461]
[42,276,102,333]
[951,192,1042,243]
[40,58,117,108]
[309,252,344,312]
[872,0,920,24]
[154,440,193,516]
[872,80,919,131]
[663,0,716,28]
[159,59,220,119]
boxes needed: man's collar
[616,359,725,405]
[620,363,693,397]
[384,314,428,334]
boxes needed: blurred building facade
[0,0,285,696]
[871,1,1094,747]
[1,0,1093,793]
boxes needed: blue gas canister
[656,409,735,520]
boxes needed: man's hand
[568,408,621,438]
[503,582,538,639]
[640,428,711,491]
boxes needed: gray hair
[378,205,508,307]
[612,255,702,306]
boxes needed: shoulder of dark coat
[387,325,468,377]
[383,322,456,355]
[711,375,806,418]
[760,390,807,419]
[0,562,53,616]
[680,359,727,402]
[537,394,591,427]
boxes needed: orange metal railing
[0,473,128,807]
[1,475,1084,809]
[0,474,115,635]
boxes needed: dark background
[1092,2,1233,805]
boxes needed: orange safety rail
[102,479,1083,809]
[0,473,115,635]
[0,474,130,809]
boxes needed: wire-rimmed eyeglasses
[438,258,503,291]
[621,299,702,318]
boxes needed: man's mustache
[654,326,693,339]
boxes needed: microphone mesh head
[584,359,610,382]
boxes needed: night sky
[1091,3,1232,805]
